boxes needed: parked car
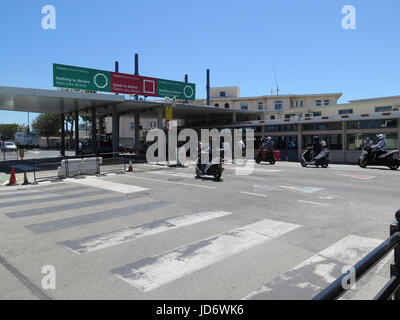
[1,141,17,152]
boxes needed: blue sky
[1,0,400,125]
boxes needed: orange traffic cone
[127,160,133,172]
[7,167,17,186]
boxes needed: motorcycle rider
[262,137,274,150]
[312,136,322,160]
[371,134,387,160]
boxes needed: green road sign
[53,64,111,92]
[157,79,196,101]
[53,63,196,100]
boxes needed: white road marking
[132,175,216,189]
[280,186,325,193]
[148,171,195,179]
[239,192,268,198]
[360,214,392,225]
[111,218,301,292]
[337,174,376,180]
[70,178,148,194]
[298,200,331,207]
[59,210,233,254]
[243,235,387,300]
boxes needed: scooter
[358,144,400,170]
[195,157,224,181]
[255,148,276,165]
[301,147,330,168]
[195,144,224,180]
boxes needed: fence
[1,150,20,161]
[313,210,400,300]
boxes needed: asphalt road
[1,149,75,161]
[0,161,399,300]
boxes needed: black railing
[313,210,400,300]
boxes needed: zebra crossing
[242,235,392,300]
[0,176,392,299]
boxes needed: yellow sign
[165,106,173,121]
[19,150,25,159]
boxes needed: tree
[32,114,60,148]
[0,124,27,141]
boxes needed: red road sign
[110,72,158,96]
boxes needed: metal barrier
[313,210,400,300]
[33,158,64,182]
[1,150,19,161]
[32,152,127,183]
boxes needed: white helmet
[266,136,272,141]
[377,134,385,141]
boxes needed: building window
[375,106,392,112]
[324,100,330,106]
[270,115,276,120]
[268,136,298,150]
[347,133,398,151]
[290,101,294,108]
[240,103,248,110]
[266,124,298,132]
[316,100,322,106]
[303,122,342,131]
[347,119,397,129]
[130,122,135,130]
[339,109,353,115]
[224,103,229,109]
[300,100,303,107]
[275,101,283,110]
[303,134,343,150]
[258,102,264,110]
[214,103,219,107]
[220,91,226,97]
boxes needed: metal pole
[91,107,97,155]
[206,69,210,106]
[115,61,119,96]
[112,105,119,157]
[60,113,65,157]
[135,53,139,101]
[184,74,189,104]
[75,111,80,156]
[134,54,139,76]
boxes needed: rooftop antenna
[271,62,280,96]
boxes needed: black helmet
[313,136,320,142]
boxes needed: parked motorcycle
[301,147,330,168]
[358,144,400,170]
[255,148,276,165]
